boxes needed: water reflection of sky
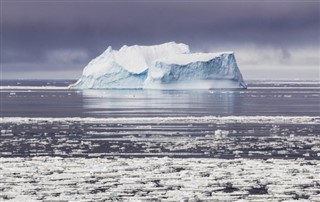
[81,88,320,117]
[81,90,239,117]
[1,83,319,117]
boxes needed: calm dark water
[0,80,319,159]
[0,80,319,117]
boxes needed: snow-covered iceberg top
[71,42,246,89]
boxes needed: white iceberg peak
[105,46,112,52]
[71,42,246,89]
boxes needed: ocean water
[1,80,320,201]
[1,80,319,117]
[1,80,319,158]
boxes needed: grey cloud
[1,1,319,79]
[3,1,319,48]
[280,48,291,60]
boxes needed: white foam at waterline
[1,86,319,91]
[249,81,320,84]
[0,116,319,124]
[0,86,68,90]
[248,87,320,90]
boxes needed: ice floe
[0,157,319,201]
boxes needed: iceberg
[71,42,246,89]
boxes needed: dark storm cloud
[1,0,319,78]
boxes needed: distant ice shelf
[71,42,247,89]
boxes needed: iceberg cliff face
[71,42,246,89]
[145,52,246,89]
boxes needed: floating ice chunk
[71,42,246,89]
[214,129,229,138]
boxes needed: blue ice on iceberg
[71,42,246,89]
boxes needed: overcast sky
[1,0,319,80]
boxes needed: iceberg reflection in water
[1,81,319,117]
[81,89,239,117]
